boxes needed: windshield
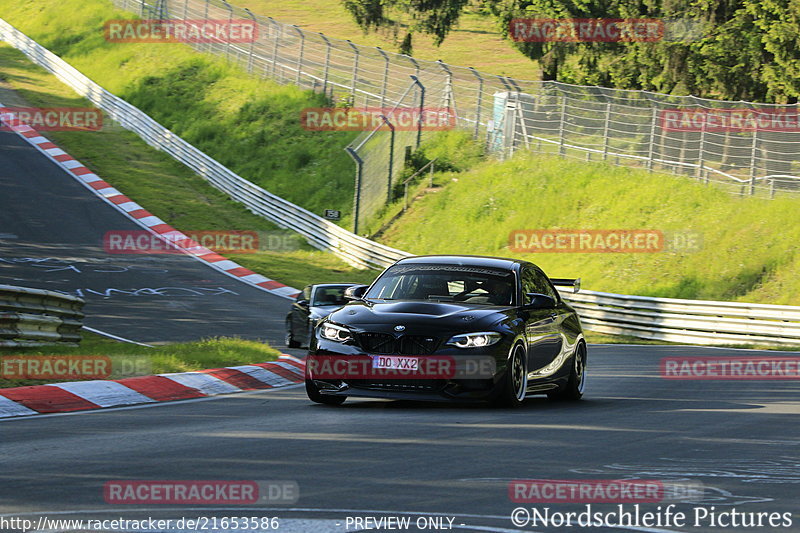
[311,286,351,306]
[365,264,515,305]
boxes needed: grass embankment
[0,333,281,388]
[383,132,800,305]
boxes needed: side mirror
[523,292,556,309]
[344,284,369,300]
[296,299,310,307]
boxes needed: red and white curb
[0,106,300,300]
[0,355,306,419]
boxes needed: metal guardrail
[0,285,85,347]
[559,290,800,347]
[4,20,800,346]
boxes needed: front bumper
[307,337,510,401]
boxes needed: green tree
[342,0,470,55]
[343,0,800,102]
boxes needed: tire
[306,379,347,406]
[492,343,527,408]
[285,320,300,348]
[548,342,586,401]
[306,323,315,349]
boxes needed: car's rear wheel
[548,342,586,401]
[285,320,300,348]
[492,344,527,408]
[305,379,347,405]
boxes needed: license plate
[372,355,419,371]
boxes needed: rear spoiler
[551,278,581,293]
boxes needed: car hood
[309,304,345,319]
[327,300,508,330]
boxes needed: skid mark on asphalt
[572,457,800,484]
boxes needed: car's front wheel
[305,379,347,406]
[492,343,527,408]
[548,342,586,401]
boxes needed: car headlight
[446,332,502,349]
[320,322,353,343]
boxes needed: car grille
[357,333,439,355]
[347,379,445,392]
[358,332,395,353]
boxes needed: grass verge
[380,139,800,305]
[0,333,281,388]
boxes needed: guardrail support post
[244,8,256,73]
[381,114,396,203]
[437,60,457,126]
[602,103,611,160]
[202,0,210,52]
[269,18,280,80]
[696,116,707,180]
[346,147,364,234]
[377,47,389,109]
[292,25,305,85]
[347,40,359,105]
[320,33,332,98]
[558,93,566,158]
[749,129,759,195]
[469,67,483,140]
[221,1,233,62]
[410,75,425,149]
[647,107,657,171]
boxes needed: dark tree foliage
[343,0,800,102]
[343,0,470,55]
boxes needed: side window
[533,269,558,300]
[521,268,537,303]
[521,268,557,302]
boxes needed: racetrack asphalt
[1,345,798,533]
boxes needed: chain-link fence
[113,0,800,229]
[345,78,428,234]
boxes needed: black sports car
[286,283,360,348]
[305,255,586,407]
